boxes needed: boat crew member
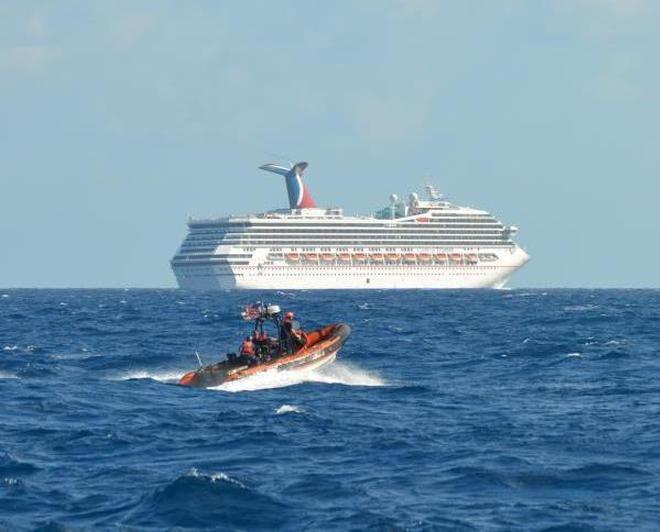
[253,330,270,360]
[281,311,306,354]
[240,336,258,365]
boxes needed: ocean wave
[0,371,18,379]
[563,304,600,312]
[0,453,39,475]
[275,404,304,415]
[129,468,290,529]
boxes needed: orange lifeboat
[370,253,384,263]
[435,253,448,262]
[320,253,335,262]
[466,253,478,263]
[353,253,367,263]
[450,253,463,262]
[338,253,351,263]
[386,253,400,262]
[403,253,417,263]
[417,253,432,263]
[305,252,319,262]
[286,253,300,262]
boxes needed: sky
[1,0,659,288]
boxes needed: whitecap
[566,352,582,358]
[564,304,599,312]
[275,404,304,415]
[0,371,18,379]
[3,345,19,352]
[1,294,9,298]
[188,467,246,488]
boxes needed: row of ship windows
[176,247,503,258]
[188,218,496,230]
[182,234,506,245]
[183,236,510,244]
[175,266,501,272]
[181,240,510,251]
[248,272,492,277]
[183,240,512,247]
[183,223,504,238]
[177,270,494,278]
[182,230,507,238]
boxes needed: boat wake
[212,362,386,393]
[109,362,385,392]
[112,369,190,384]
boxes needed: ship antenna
[426,184,442,201]
[194,351,203,368]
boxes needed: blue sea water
[1,289,659,531]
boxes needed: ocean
[1,289,659,531]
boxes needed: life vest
[240,340,255,355]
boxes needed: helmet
[284,311,294,321]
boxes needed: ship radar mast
[426,184,443,201]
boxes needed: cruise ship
[171,161,529,289]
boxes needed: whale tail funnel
[259,161,316,209]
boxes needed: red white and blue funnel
[259,161,316,209]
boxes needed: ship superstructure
[171,161,529,289]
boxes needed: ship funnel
[259,161,316,209]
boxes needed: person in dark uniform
[281,311,306,354]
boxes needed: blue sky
[1,0,658,288]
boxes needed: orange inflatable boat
[179,303,351,388]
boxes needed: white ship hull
[173,247,529,290]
